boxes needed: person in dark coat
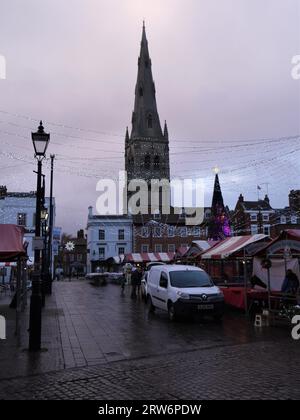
[131,266,143,299]
[281,270,299,294]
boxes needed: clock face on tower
[65,241,75,252]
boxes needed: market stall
[177,241,218,265]
[200,234,270,282]
[253,229,300,291]
[200,234,271,312]
[252,230,300,317]
[0,224,27,341]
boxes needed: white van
[147,265,224,321]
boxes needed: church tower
[125,23,170,186]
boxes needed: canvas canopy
[0,225,26,262]
[124,252,175,263]
[253,229,300,291]
[253,257,300,291]
[201,234,268,259]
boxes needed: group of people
[121,265,144,299]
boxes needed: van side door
[153,271,169,311]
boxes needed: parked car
[146,264,224,321]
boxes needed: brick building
[132,209,212,253]
[232,194,275,236]
[60,229,87,277]
[289,190,300,211]
[232,191,300,238]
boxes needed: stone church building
[124,24,211,253]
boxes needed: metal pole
[29,159,42,351]
[41,174,46,307]
[267,267,271,311]
[243,249,248,315]
[15,257,21,346]
[21,259,27,312]
[47,155,55,290]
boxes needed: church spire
[208,172,231,240]
[163,120,169,140]
[211,173,225,211]
[130,23,163,140]
[125,126,129,143]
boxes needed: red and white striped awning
[124,252,175,263]
[0,262,14,267]
[201,234,268,259]
[0,259,34,267]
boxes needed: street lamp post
[46,154,55,293]
[41,200,48,308]
[29,121,50,351]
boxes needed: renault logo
[201,294,208,301]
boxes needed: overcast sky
[0,0,299,234]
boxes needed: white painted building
[0,187,55,265]
[86,206,132,273]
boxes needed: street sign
[32,237,44,250]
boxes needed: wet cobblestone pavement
[0,280,299,399]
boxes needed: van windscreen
[169,271,213,288]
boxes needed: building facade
[132,208,213,253]
[58,229,87,277]
[289,190,300,211]
[271,208,300,237]
[232,191,300,238]
[86,206,133,273]
[0,185,56,265]
[232,194,275,236]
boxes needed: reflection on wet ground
[0,280,291,380]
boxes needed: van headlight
[177,291,190,299]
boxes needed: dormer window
[147,114,153,129]
[139,87,143,97]
[280,216,286,224]
[145,60,149,68]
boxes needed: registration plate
[197,304,214,310]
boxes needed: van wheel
[147,296,155,313]
[168,303,177,322]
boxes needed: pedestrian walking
[120,274,126,295]
[131,266,143,299]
